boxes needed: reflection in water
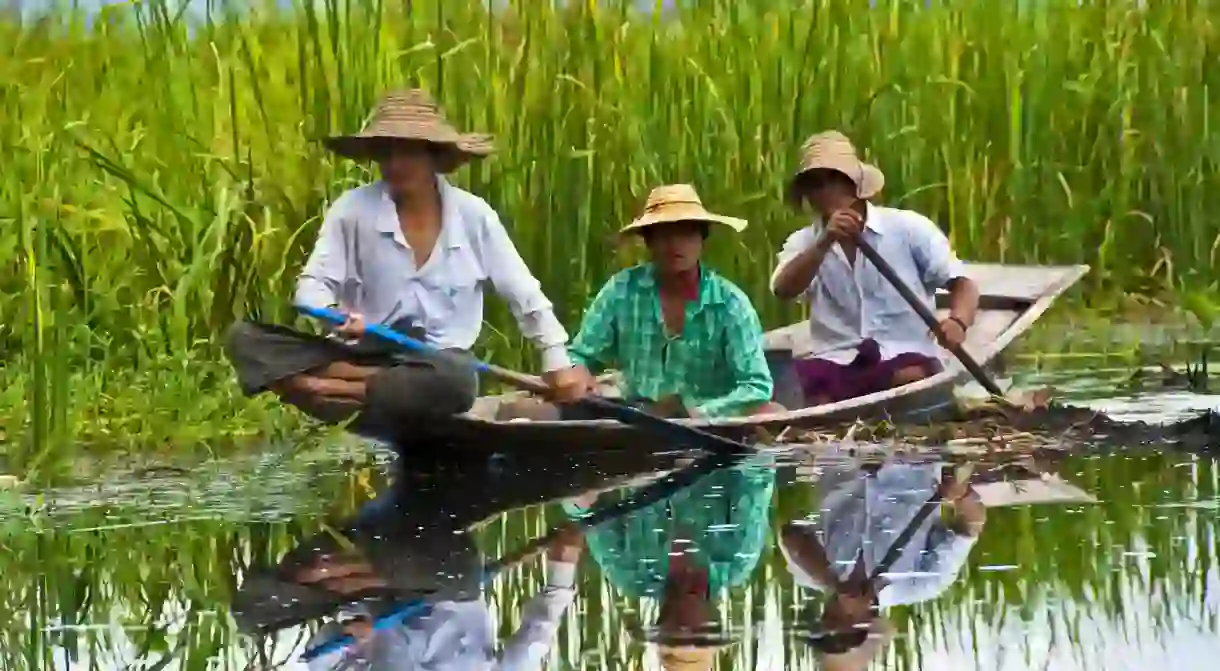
[781,456,987,670]
[231,449,719,669]
[5,443,1220,669]
[565,454,775,670]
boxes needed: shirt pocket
[420,247,486,310]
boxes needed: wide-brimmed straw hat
[322,88,495,173]
[657,644,724,671]
[621,184,747,236]
[787,131,885,203]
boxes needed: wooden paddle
[853,238,1005,397]
[295,305,759,454]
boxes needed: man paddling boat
[225,89,584,426]
[770,131,981,406]
[553,184,782,419]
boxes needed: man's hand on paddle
[822,207,865,244]
[333,311,368,338]
[545,365,597,403]
[933,317,968,349]
[546,523,587,563]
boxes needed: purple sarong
[793,338,942,404]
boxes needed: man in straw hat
[771,131,981,406]
[551,183,782,419]
[225,88,586,429]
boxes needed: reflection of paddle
[296,304,758,453]
[298,435,763,662]
[866,462,976,583]
[853,239,1004,397]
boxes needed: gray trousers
[223,321,478,428]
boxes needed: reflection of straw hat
[621,184,747,235]
[817,618,895,671]
[658,644,722,671]
[322,88,495,173]
[788,131,885,202]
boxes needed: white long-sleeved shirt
[295,178,573,372]
[306,560,578,670]
[770,202,967,365]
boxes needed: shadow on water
[3,435,1220,669]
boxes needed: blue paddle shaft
[297,304,495,375]
[294,303,755,448]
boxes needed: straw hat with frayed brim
[787,131,885,204]
[621,184,748,236]
[322,89,495,173]
[641,623,738,671]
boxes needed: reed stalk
[2,0,1218,459]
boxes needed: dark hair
[793,596,878,654]
[787,168,858,206]
[370,138,442,163]
[639,221,711,242]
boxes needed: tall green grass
[3,0,1219,463]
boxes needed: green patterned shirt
[567,264,773,418]
[561,454,776,598]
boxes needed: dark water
[4,436,1219,670]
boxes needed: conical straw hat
[322,88,495,173]
[621,184,747,235]
[788,131,885,202]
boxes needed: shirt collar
[375,177,464,250]
[639,264,728,306]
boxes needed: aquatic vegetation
[2,0,1219,463]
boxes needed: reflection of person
[233,450,680,670]
[298,525,585,670]
[564,455,776,670]
[779,458,986,670]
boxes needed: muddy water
[3,367,1218,670]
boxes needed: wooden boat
[414,262,1089,451]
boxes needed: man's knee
[366,362,477,417]
[891,365,931,387]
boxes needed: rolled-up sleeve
[478,211,572,372]
[496,560,578,669]
[908,213,966,288]
[770,226,820,297]
[566,276,621,374]
[294,196,350,310]
[693,289,774,418]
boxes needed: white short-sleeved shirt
[770,203,966,364]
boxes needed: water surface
[3,361,1219,670]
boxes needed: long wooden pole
[853,238,1005,397]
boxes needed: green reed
[3,0,1219,462]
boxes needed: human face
[375,140,438,197]
[794,168,859,218]
[643,221,707,275]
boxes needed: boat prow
[418,262,1089,450]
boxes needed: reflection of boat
[972,472,1097,508]
[422,263,1089,450]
